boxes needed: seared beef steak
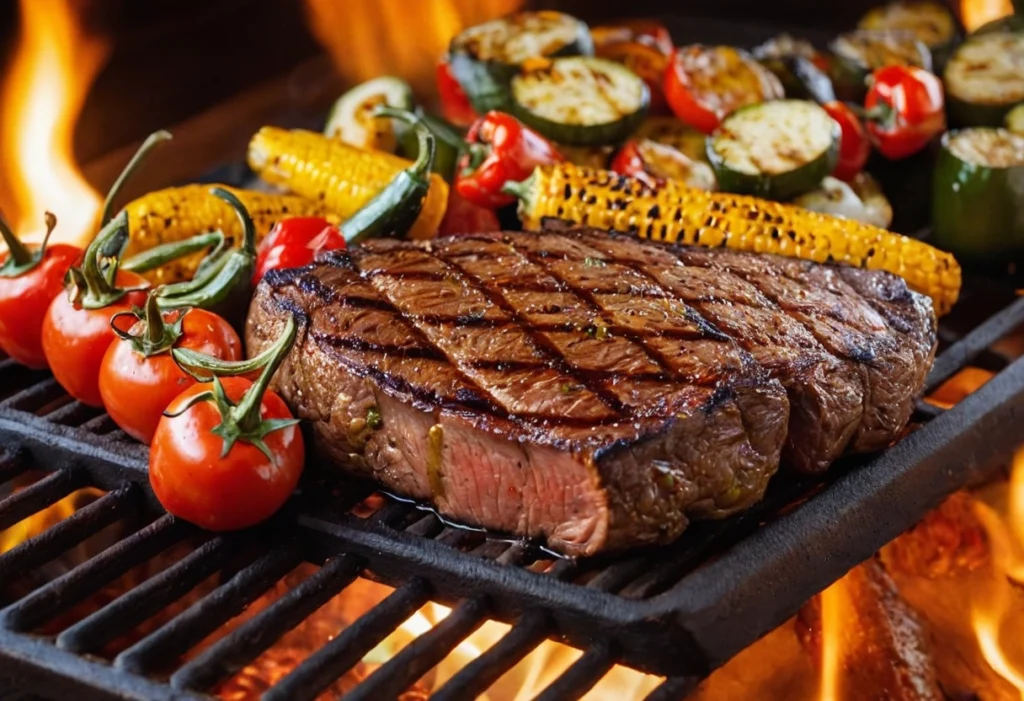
[246,229,936,555]
[246,232,790,556]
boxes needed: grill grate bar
[0,514,192,633]
[432,610,551,701]
[56,534,238,655]
[644,675,701,700]
[114,541,306,675]
[170,553,364,693]
[264,577,433,701]
[0,484,138,583]
[43,401,96,427]
[345,596,491,701]
[534,642,615,701]
[0,468,85,533]
[0,378,61,411]
[0,449,25,485]
[925,295,1024,394]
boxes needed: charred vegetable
[324,76,414,152]
[829,29,932,101]
[504,162,961,314]
[592,20,672,112]
[752,34,833,101]
[448,11,593,113]
[932,128,1024,265]
[857,1,961,69]
[707,99,839,200]
[635,116,709,162]
[664,45,784,134]
[610,138,716,190]
[1007,103,1024,135]
[247,125,449,240]
[509,56,649,146]
[944,32,1024,127]
[793,174,892,228]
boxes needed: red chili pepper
[822,101,871,182]
[437,190,502,236]
[455,111,565,209]
[253,217,345,285]
[864,65,945,160]
[436,57,478,128]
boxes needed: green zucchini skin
[509,57,649,146]
[448,13,594,114]
[971,14,1024,36]
[706,100,840,201]
[397,111,465,182]
[932,129,1024,265]
[856,1,962,71]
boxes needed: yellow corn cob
[515,163,962,316]
[247,126,449,241]
[123,184,333,284]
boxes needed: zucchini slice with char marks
[944,32,1024,127]
[324,76,414,152]
[510,56,649,146]
[707,99,839,201]
[829,29,932,100]
[932,128,1024,265]
[635,116,709,162]
[793,173,893,228]
[857,0,961,68]
[448,11,593,113]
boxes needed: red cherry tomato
[0,243,81,368]
[664,45,784,134]
[436,57,479,128]
[149,377,304,531]
[41,270,150,407]
[253,217,345,285]
[822,101,871,182]
[864,65,945,160]
[99,308,242,444]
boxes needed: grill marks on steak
[246,228,935,555]
[247,233,791,556]
[567,230,936,472]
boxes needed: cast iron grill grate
[0,271,1022,700]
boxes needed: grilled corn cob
[123,184,332,284]
[512,163,962,315]
[247,126,449,241]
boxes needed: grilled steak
[245,229,936,556]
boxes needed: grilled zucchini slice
[829,29,932,100]
[510,56,649,146]
[448,11,593,113]
[857,0,961,68]
[324,76,414,152]
[944,32,1024,127]
[933,128,1024,265]
[636,117,711,163]
[707,99,839,200]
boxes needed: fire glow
[0,0,107,247]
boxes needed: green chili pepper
[154,187,257,329]
[397,108,465,182]
[341,106,437,245]
[121,231,226,274]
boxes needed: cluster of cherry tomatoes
[0,149,324,532]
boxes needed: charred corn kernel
[123,184,332,284]
[515,163,962,316]
[247,126,449,240]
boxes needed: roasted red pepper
[436,56,478,128]
[864,65,946,160]
[252,216,345,285]
[822,101,871,182]
[455,111,565,209]
[437,190,501,236]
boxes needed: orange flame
[970,447,1024,699]
[961,0,1015,31]
[0,0,108,247]
[817,580,848,701]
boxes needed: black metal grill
[1,272,1022,700]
